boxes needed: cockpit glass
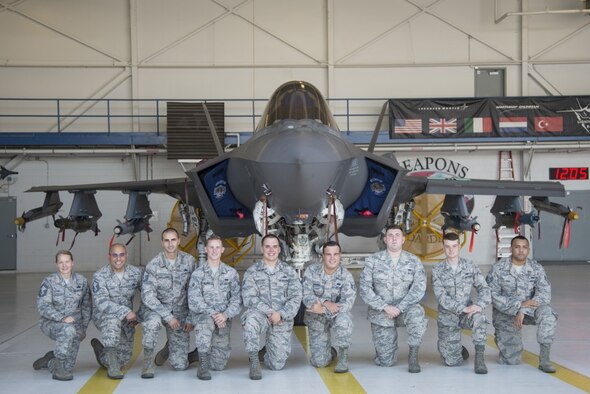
[256,81,339,131]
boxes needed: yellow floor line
[293,326,366,394]
[78,327,143,394]
[423,304,590,392]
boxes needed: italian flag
[464,117,492,133]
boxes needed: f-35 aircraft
[16,81,578,267]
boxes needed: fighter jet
[16,81,578,266]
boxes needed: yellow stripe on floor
[423,304,590,393]
[293,326,366,394]
[78,327,143,394]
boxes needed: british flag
[428,118,457,134]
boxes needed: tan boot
[154,341,169,366]
[539,344,556,373]
[141,348,155,379]
[91,338,106,368]
[105,347,124,379]
[197,352,211,380]
[334,347,349,373]
[474,345,488,374]
[408,346,421,373]
[33,351,55,370]
[249,351,262,380]
[50,358,73,381]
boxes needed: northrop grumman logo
[213,180,227,200]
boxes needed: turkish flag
[534,116,563,132]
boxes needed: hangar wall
[1,0,589,272]
[2,0,589,100]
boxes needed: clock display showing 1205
[548,167,589,180]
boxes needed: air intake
[166,102,225,160]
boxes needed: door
[0,197,17,270]
[475,68,505,97]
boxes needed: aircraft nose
[227,121,359,223]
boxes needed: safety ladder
[496,151,516,259]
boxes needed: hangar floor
[0,262,589,394]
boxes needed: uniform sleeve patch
[38,283,48,297]
[92,279,100,293]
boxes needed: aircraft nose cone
[252,122,348,164]
[227,120,359,223]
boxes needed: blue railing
[0,97,389,147]
[3,97,587,148]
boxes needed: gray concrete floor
[0,262,588,393]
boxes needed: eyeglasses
[110,253,127,258]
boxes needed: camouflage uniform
[486,257,557,365]
[431,257,491,366]
[359,250,427,366]
[188,262,241,370]
[139,251,196,370]
[92,263,142,367]
[241,260,303,370]
[37,272,92,375]
[302,262,356,367]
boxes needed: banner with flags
[388,96,590,139]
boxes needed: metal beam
[0,1,123,62]
[0,132,164,147]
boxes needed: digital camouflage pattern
[360,250,427,366]
[92,263,142,366]
[302,262,356,367]
[241,260,302,370]
[432,257,490,366]
[188,262,241,370]
[37,272,91,374]
[486,257,557,364]
[140,251,195,370]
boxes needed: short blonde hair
[55,250,73,263]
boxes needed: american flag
[429,118,457,134]
[394,118,422,133]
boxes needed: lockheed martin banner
[388,96,590,139]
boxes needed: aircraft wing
[339,147,574,238]
[421,177,565,197]
[18,178,202,238]
[389,173,574,236]
[26,178,198,204]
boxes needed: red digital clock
[548,167,589,180]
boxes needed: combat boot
[461,346,470,361]
[50,357,73,381]
[141,348,155,379]
[105,347,124,379]
[474,345,488,374]
[258,346,266,362]
[334,347,349,373]
[249,351,262,380]
[188,347,199,364]
[330,347,337,362]
[408,346,421,373]
[33,351,55,370]
[538,344,556,373]
[154,341,169,366]
[90,338,106,368]
[197,352,211,380]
